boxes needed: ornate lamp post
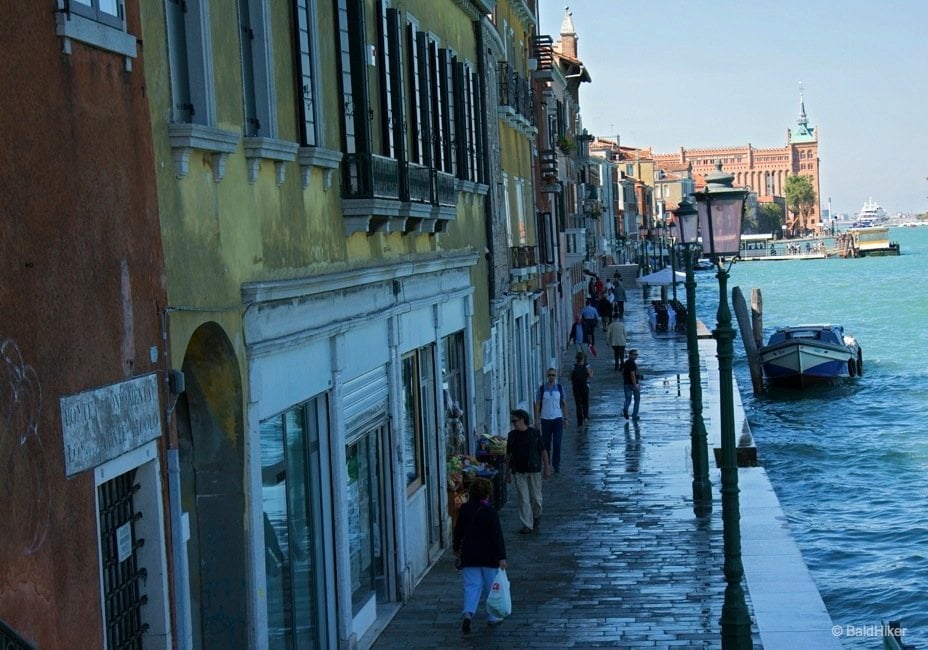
[638,225,650,275]
[694,162,751,648]
[672,198,710,514]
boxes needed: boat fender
[856,350,863,376]
[848,358,856,377]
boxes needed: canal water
[692,227,928,648]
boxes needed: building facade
[532,7,595,335]
[653,92,821,236]
[138,0,503,647]
[1,3,173,648]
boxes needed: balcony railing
[510,245,537,269]
[407,162,432,203]
[497,62,535,128]
[340,153,464,234]
[531,35,554,74]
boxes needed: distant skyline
[538,1,928,215]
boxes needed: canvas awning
[636,267,687,287]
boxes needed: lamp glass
[678,211,698,244]
[696,193,744,257]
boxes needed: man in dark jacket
[505,409,550,535]
[453,477,507,634]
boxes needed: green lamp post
[671,197,711,515]
[694,162,752,649]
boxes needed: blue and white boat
[759,324,862,386]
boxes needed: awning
[636,267,687,287]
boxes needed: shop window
[442,333,468,454]
[346,429,385,611]
[401,354,425,490]
[401,347,437,493]
[260,397,329,649]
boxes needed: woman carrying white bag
[452,477,509,634]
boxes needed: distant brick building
[654,92,821,236]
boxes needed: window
[295,0,321,147]
[238,0,277,138]
[345,428,385,611]
[94,441,169,650]
[406,21,428,165]
[441,333,468,452]
[260,397,329,649]
[376,1,395,157]
[70,0,122,28]
[335,0,371,155]
[401,347,436,492]
[56,0,137,61]
[165,0,218,125]
[439,48,456,176]
[401,354,425,489]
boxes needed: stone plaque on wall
[60,373,162,477]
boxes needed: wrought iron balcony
[531,35,554,80]
[509,245,539,281]
[539,148,560,193]
[341,153,458,234]
[497,62,536,130]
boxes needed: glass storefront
[260,397,328,649]
[346,428,385,612]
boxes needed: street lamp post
[671,198,711,515]
[694,162,752,649]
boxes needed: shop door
[346,424,389,613]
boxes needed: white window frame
[55,0,137,67]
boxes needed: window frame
[55,0,137,61]
[401,353,426,492]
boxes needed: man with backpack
[534,368,568,474]
[570,351,592,427]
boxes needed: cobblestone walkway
[372,292,762,649]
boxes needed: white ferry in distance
[852,198,886,227]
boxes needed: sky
[537,0,928,216]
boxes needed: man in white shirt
[534,368,568,474]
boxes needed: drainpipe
[167,450,193,650]
[161,307,192,649]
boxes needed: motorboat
[759,324,862,386]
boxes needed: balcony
[538,148,560,193]
[497,62,536,136]
[509,245,539,282]
[341,153,457,234]
[531,35,554,81]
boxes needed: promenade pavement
[369,286,835,649]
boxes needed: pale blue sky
[538,0,928,215]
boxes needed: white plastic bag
[486,568,511,619]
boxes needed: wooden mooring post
[732,286,764,395]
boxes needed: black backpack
[571,363,588,386]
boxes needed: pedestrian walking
[452,477,507,635]
[597,294,612,332]
[580,300,599,346]
[613,277,627,319]
[567,315,587,355]
[534,368,568,474]
[505,409,550,534]
[606,318,628,372]
[570,351,592,426]
[622,348,641,420]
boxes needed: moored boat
[759,324,862,386]
[846,225,900,257]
